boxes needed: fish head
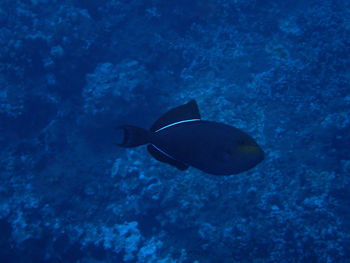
[215,132,264,174]
[232,134,264,173]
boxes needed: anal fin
[147,144,188,171]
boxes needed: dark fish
[116,100,264,175]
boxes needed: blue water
[1,0,350,262]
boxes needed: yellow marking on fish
[240,145,260,153]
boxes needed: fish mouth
[246,144,264,164]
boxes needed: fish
[116,100,264,175]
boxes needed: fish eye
[238,137,257,148]
[225,148,232,155]
[238,139,247,146]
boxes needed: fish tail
[115,125,150,148]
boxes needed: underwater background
[1,0,350,262]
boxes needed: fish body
[117,100,264,175]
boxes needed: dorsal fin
[150,100,201,132]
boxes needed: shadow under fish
[116,100,264,175]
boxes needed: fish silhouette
[116,100,264,175]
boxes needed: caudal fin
[115,125,150,148]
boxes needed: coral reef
[1,0,349,262]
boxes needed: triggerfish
[116,100,264,175]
